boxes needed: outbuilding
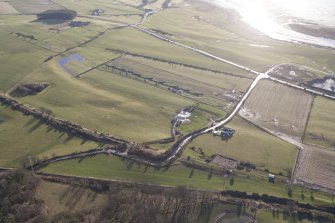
[268,174,275,183]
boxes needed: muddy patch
[211,155,239,169]
[269,64,316,84]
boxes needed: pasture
[304,96,335,149]
[241,80,313,138]
[40,153,333,206]
[294,145,335,193]
[0,104,99,167]
[0,35,51,92]
[53,0,143,16]
[188,117,298,175]
[142,0,335,73]
[17,63,193,142]
[107,55,251,108]
[94,27,251,75]
[9,0,63,14]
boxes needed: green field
[16,63,193,142]
[304,96,335,149]
[107,55,252,108]
[256,210,316,223]
[142,0,335,73]
[53,0,143,16]
[188,117,298,175]
[0,34,50,92]
[93,27,251,75]
[8,0,63,14]
[40,153,333,206]
[0,104,99,167]
[1,0,335,217]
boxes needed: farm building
[212,127,235,139]
[91,8,104,16]
[175,110,192,123]
[268,174,275,183]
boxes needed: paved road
[269,76,335,100]
[132,25,335,100]
[203,73,268,133]
[135,10,157,25]
[27,24,335,169]
[131,25,259,75]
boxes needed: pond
[58,54,85,74]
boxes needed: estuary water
[215,0,335,48]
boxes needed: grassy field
[8,0,63,14]
[142,0,335,73]
[36,180,107,216]
[304,96,335,149]
[242,80,314,138]
[124,56,252,91]
[188,117,298,175]
[40,153,334,206]
[108,55,252,108]
[16,62,193,142]
[0,104,99,167]
[256,210,315,223]
[93,27,251,76]
[0,34,51,92]
[53,0,143,16]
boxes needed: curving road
[27,23,335,169]
[203,73,268,133]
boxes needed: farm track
[3,6,335,194]
[4,24,335,171]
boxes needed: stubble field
[241,80,313,138]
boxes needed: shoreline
[211,0,335,50]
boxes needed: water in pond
[58,54,85,74]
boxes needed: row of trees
[104,48,249,80]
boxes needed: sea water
[215,0,335,48]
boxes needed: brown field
[0,1,18,14]
[294,145,335,193]
[240,80,313,138]
[211,155,239,169]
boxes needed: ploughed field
[294,145,335,193]
[1,0,335,206]
[0,1,18,14]
[240,79,313,138]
